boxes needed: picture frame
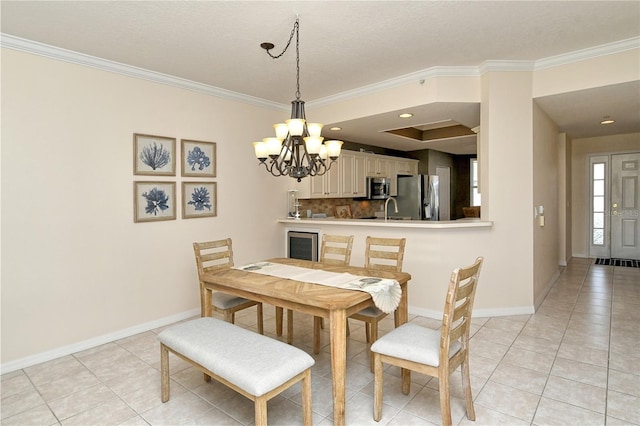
[134,133,176,176]
[334,205,352,219]
[134,181,176,222]
[181,139,216,177]
[182,181,217,219]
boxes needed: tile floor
[2,257,639,425]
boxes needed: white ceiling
[2,1,639,154]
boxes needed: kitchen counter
[277,217,493,229]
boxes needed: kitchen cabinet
[309,158,341,198]
[366,156,390,178]
[389,158,419,196]
[340,151,367,197]
[293,151,417,199]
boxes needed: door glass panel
[593,229,604,245]
[594,212,604,228]
[593,196,604,212]
[594,163,605,180]
[593,180,604,196]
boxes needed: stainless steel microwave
[366,177,390,199]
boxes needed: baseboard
[409,304,535,320]
[1,308,200,374]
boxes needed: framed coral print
[182,182,217,219]
[181,139,216,177]
[134,181,176,222]
[134,133,176,176]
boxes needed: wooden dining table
[200,257,411,426]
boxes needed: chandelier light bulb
[307,123,323,137]
[253,141,267,160]
[319,144,328,160]
[286,119,305,136]
[325,140,343,159]
[263,137,282,156]
[274,123,289,140]
[304,136,323,155]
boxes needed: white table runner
[235,261,401,314]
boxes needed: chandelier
[252,17,343,182]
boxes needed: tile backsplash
[294,198,385,219]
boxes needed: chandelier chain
[264,18,301,100]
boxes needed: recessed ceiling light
[330,126,342,131]
[398,113,413,118]
[600,116,615,125]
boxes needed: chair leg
[373,353,383,421]
[301,369,313,426]
[255,396,268,426]
[160,344,170,402]
[369,318,379,372]
[224,311,234,323]
[256,304,264,335]
[365,322,371,342]
[461,355,476,420]
[439,373,452,426]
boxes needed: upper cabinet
[389,158,419,196]
[365,156,389,178]
[309,158,341,198]
[294,151,418,199]
[340,151,367,197]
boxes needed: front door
[611,152,640,260]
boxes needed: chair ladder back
[193,238,234,278]
[440,257,484,358]
[320,234,354,266]
[364,237,406,272]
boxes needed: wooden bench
[158,317,314,425]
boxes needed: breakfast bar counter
[278,217,493,229]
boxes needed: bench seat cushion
[158,317,314,397]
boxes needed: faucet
[384,197,398,222]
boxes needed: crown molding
[3,32,637,110]
[308,66,479,108]
[534,36,640,70]
[0,33,287,112]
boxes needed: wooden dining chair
[371,257,484,426]
[350,236,406,345]
[279,234,355,352]
[193,238,264,334]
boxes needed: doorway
[589,152,640,260]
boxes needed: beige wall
[570,133,640,257]
[1,49,291,366]
[532,103,561,307]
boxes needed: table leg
[395,283,411,392]
[330,308,347,426]
[275,307,283,337]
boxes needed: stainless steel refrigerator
[395,175,442,220]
